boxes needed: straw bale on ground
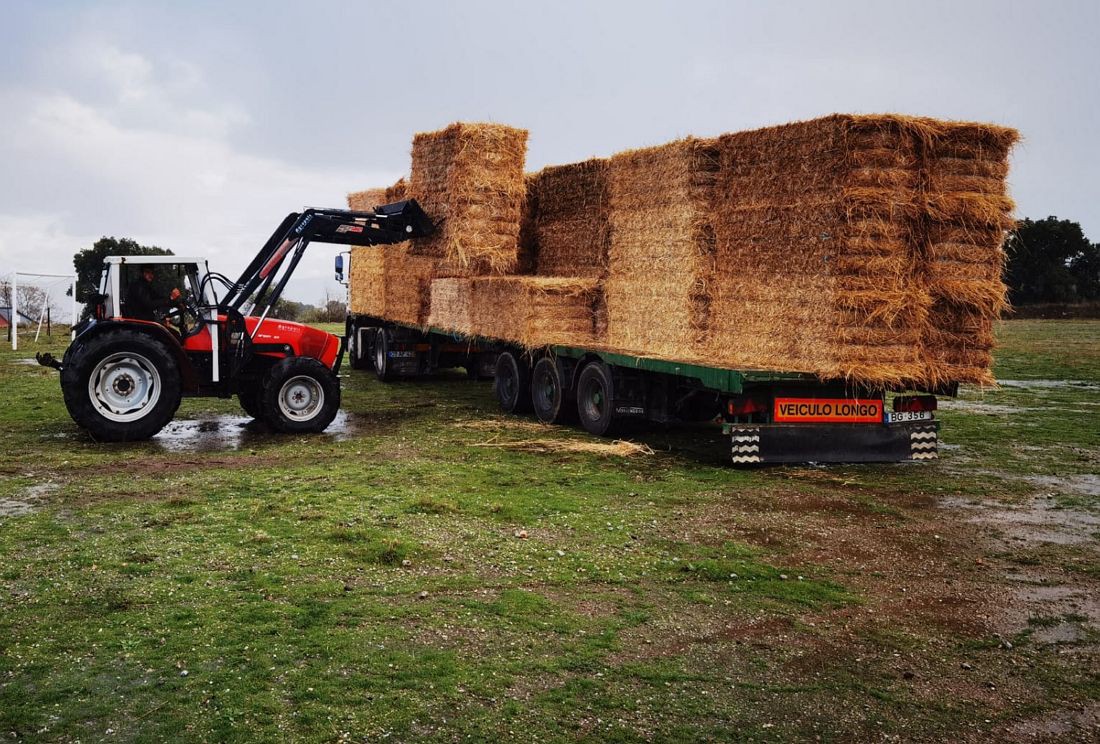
[470,276,600,347]
[530,159,611,277]
[407,122,528,275]
[604,137,719,360]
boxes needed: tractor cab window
[119,263,203,335]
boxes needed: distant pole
[71,276,77,339]
[11,272,17,351]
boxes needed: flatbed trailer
[344,315,943,465]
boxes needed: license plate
[885,411,933,423]
[388,350,417,358]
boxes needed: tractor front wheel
[61,329,182,441]
[238,384,265,420]
[261,357,341,433]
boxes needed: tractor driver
[126,267,182,322]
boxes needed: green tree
[73,237,173,318]
[1005,217,1097,304]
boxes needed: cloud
[0,42,399,306]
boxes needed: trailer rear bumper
[724,421,938,464]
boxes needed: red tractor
[38,203,434,441]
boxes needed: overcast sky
[1,0,1096,314]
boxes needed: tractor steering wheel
[160,292,203,336]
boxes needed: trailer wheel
[374,328,396,382]
[494,351,532,414]
[576,362,618,437]
[348,326,372,370]
[531,357,569,424]
[261,357,341,433]
[61,329,182,441]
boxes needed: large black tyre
[60,329,182,442]
[494,351,532,414]
[348,326,372,371]
[576,362,619,437]
[374,328,395,382]
[530,356,570,424]
[260,357,341,434]
[238,385,265,420]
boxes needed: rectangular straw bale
[515,173,538,274]
[347,247,385,317]
[385,177,408,203]
[382,245,437,327]
[604,137,719,360]
[427,278,475,335]
[469,276,600,347]
[531,159,611,277]
[347,187,388,212]
[406,122,528,275]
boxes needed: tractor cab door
[115,261,210,345]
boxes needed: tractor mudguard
[66,319,199,391]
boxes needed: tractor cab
[98,256,213,336]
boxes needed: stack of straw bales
[347,115,1016,389]
[704,116,932,384]
[604,138,719,360]
[407,123,528,276]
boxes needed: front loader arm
[221,200,435,315]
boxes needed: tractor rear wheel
[61,329,182,441]
[260,357,341,433]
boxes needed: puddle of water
[150,410,359,452]
[938,400,1037,415]
[1026,474,1100,499]
[0,483,60,518]
[1031,622,1088,644]
[998,379,1100,390]
[941,494,1099,546]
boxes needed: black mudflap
[728,421,939,464]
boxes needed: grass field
[1,320,1097,742]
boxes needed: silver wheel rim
[375,333,385,370]
[88,351,162,422]
[278,375,324,421]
